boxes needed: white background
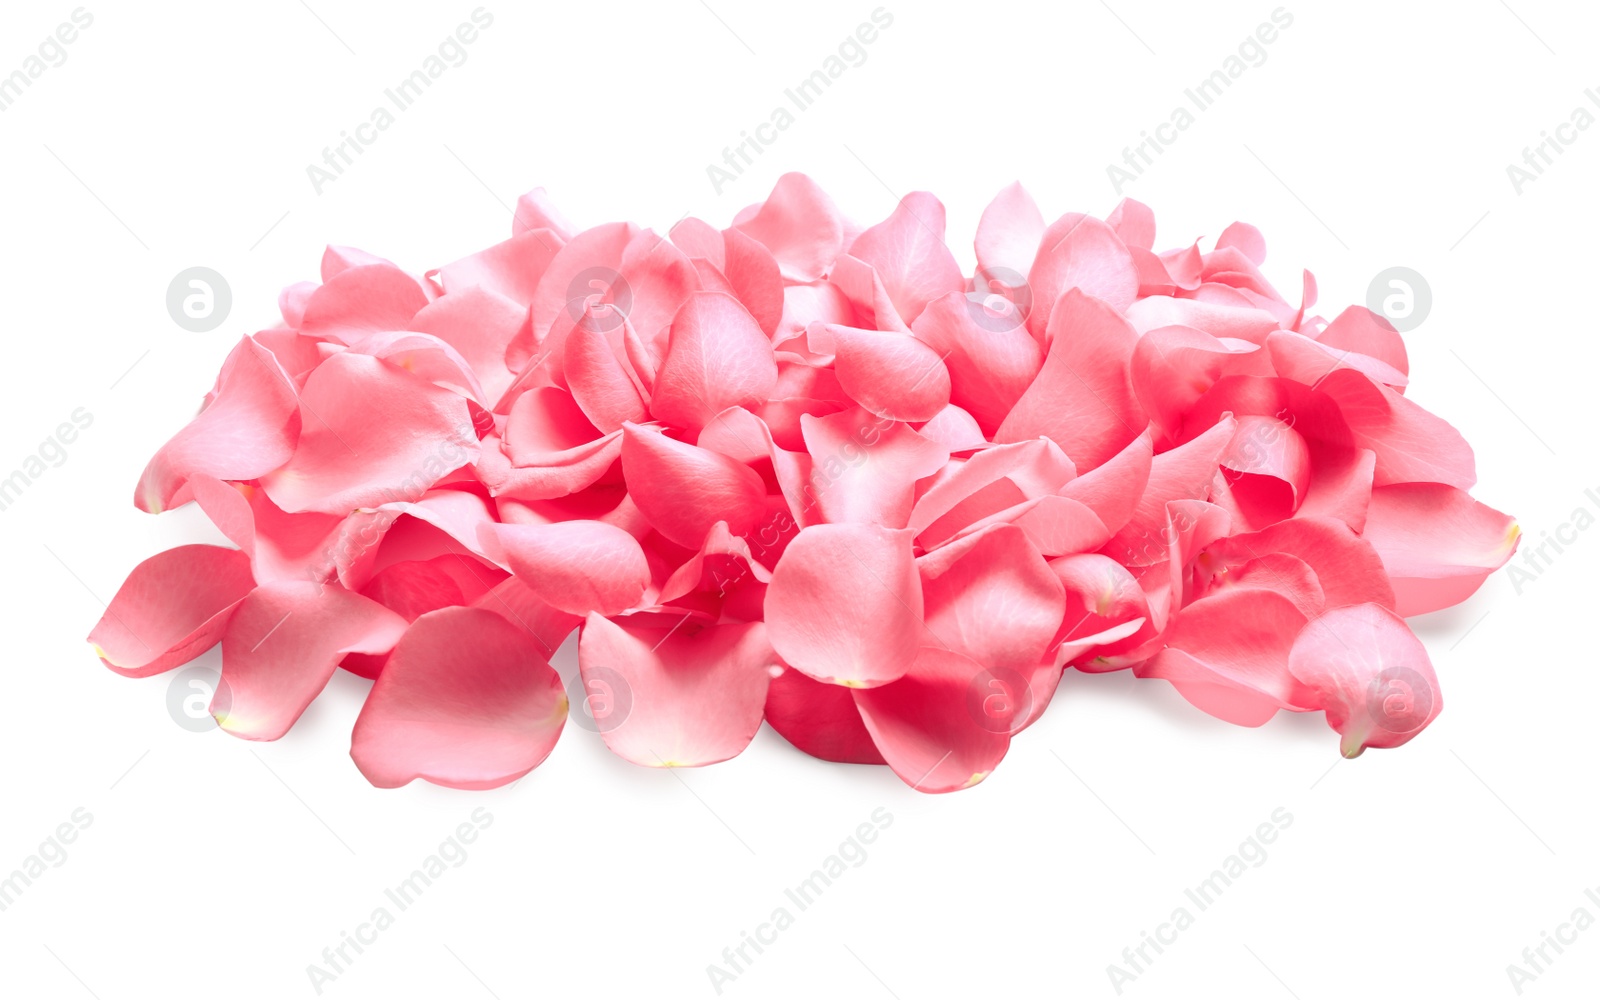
[1,1,1596,997]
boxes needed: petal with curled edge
[1287,603,1442,757]
[765,523,923,688]
[853,647,1010,793]
[1026,215,1139,337]
[350,607,567,789]
[89,545,256,677]
[214,581,407,741]
[578,615,773,767]
[975,182,1046,282]
[846,191,964,326]
[814,323,950,423]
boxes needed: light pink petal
[1216,414,1313,525]
[828,253,911,334]
[521,221,638,366]
[1317,305,1408,379]
[1105,198,1157,251]
[214,581,407,740]
[1216,221,1267,266]
[1131,324,1261,444]
[853,647,1010,793]
[350,607,566,789]
[563,310,649,432]
[650,292,778,432]
[910,438,1075,546]
[408,286,531,405]
[299,264,430,346]
[620,424,768,547]
[1361,484,1519,616]
[513,187,577,241]
[481,520,648,616]
[1125,295,1281,344]
[262,353,478,514]
[731,172,846,283]
[720,228,785,337]
[998,289,1146,470]
[188,478,344,585]
[801,407,948,529]
[470,576,583,655]
[136,337,300,513]
[917,523,1064,674]
[916,404,987,454]
[765,523,923,687]
[434,229,563,307]
[1267,330,1408,389]
[577,615,772,766]
[1204,516,1397,611]
[1104,417,1235,566]
[911,292,1042,436]
[975,181,1047,282]
[846,192,964,325]
[815,323,951,423]
[1026,215,1139,336]
[1287,604,1442,756]
[88,545,255,677]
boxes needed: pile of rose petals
[89,173,1520,792]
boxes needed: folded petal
[215,581,407,740]
[650,292,778,433]
[800,407,947,529]
[853,647,1010,793]
[732,172,846,283]
[1361,484,1519,616]
[620,424,768,547]
[88,545,255,677]
[916,523,1064,673]
[846,191,964,325]
[1026,215,1138,336]
[816,324,951,422]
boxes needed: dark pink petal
[262,353,479,514]
[917,524,1064,673]
[765,666,886,764]
[88,545,255,677]
[997,289,1145,470]
[732,172,845,283]
[910,438,1075,546]
[481,520,648,616]
[1361,484,1520,616]
[853,647,1010,793]
[1287,604,1442,756]
[911,292,1043,435]
[214,581,407,740]
[350,607,567,789]
[650,292,778,432]
[620,424,767,548]
[765,523,923,687]
[1104,418,1234,566]
[846,192,964,325]
[1204,517,1396,611]
[577,615,772,767]
[136,337,299,513]
[471,577,583,655]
